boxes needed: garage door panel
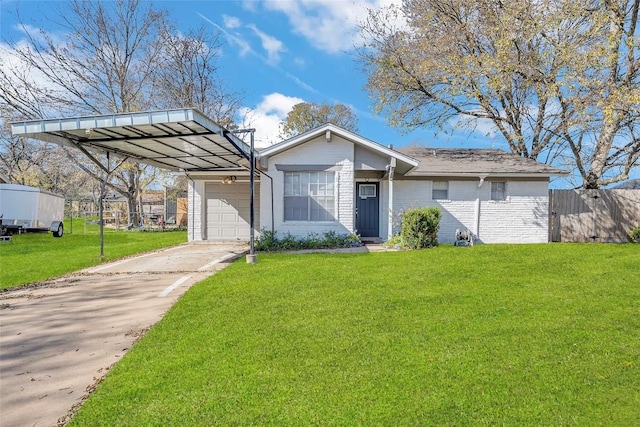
[221,227,241,238]
[221,213,237,222]
[205,181,259,241]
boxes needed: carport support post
[246,130,257,264]
[99,153,110,258]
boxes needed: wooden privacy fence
[550,189,640,242]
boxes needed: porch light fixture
[222,175,236,184]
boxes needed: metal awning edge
[10,108,253,171]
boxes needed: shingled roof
[397,147,568,177]
[613,179,640,189]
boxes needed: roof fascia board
[405,171,569,178]
[10,108,252,153]
[12,108,194,137]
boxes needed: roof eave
[405,171,569,178]
[258,123,419,169]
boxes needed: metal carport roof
[10,108,252,171]
[11,108,259,262]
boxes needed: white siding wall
[384,179,550,244]
[261,135,355,238]
[354,145,389,170]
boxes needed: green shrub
[400,207,442,249]
[255,229,279,251]
[628,226,640,243]
[383,234,404,250]
[255,229,362,251]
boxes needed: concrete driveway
[0,243,247,427]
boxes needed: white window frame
[491,181,507,201]
[284,171,336,222]
[432,181,449,200]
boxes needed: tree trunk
[585,119,618,189]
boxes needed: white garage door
[205,181,258,241]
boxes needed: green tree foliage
[279,102,359,139]
[358,0,640,188]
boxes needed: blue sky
[0,0,499,152]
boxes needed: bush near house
[255,229,361,251]
[400,207,442,249]
[628,226,640,243]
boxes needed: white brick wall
[386,179,550,244]
[188,179,204,242]
[479,180,549,243]
[261,135,355,238]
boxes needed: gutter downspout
[475,175,487,239]
[387,157,396,240]
[256,169,275,235]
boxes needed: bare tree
[1,0,242,218]
[279,102,359,139]
[357,0,640,188]
[151,25,243,129]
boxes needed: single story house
[187,123,567,244]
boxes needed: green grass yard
[0,220,187,290]
[69,244,640,426]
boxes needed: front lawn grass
[0,220,186,290]
[70,244,639,426]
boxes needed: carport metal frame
[11,108,259,262]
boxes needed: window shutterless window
[491,181,507,200]
[432,181,448,199]
[284,171,335,221]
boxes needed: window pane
[491,181,506,201]
[432,181,448,199]
[433,181,448,190]
[432,189,448,199]
[310,196,335,221]
[326,181,334,195]
[284,173,292,196]
[292,173,301,196]
[284,196,308,221]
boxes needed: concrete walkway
[0,243,247,427]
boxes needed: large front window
[284,172,335,221]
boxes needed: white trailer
[0,184,65,237]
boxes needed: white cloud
[247,24,285,65]
[262,0,403,54]
[222,15,242,29]
[240,93,305,147]
[0,38,77,118]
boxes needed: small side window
[432,181,448,199]
[491,181,507,201]
[359,184,376,199]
